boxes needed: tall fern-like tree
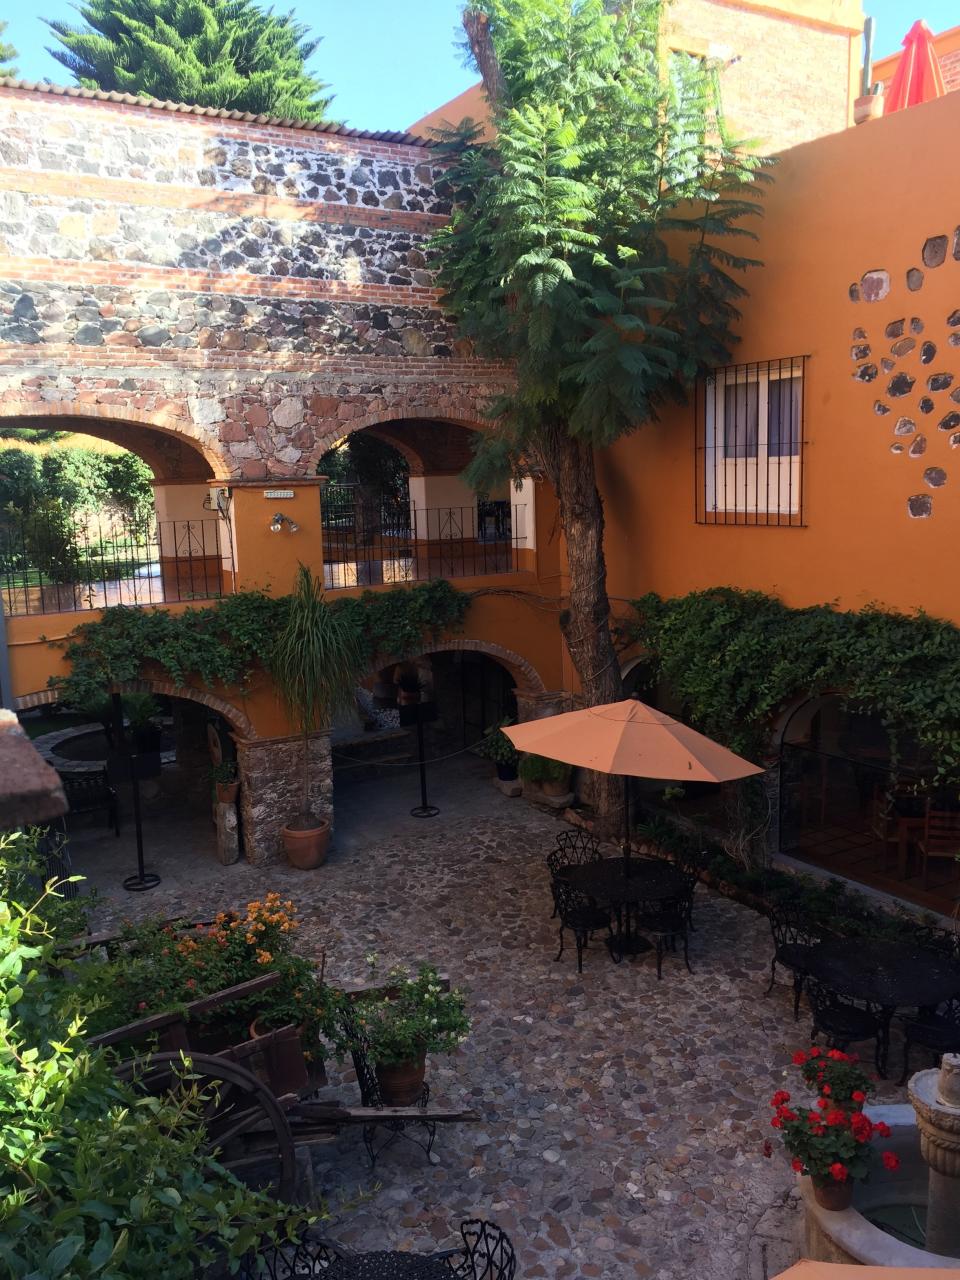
[434,0,769,822]
[0,20,18,75]
[46,0,332,121]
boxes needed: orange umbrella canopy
[503,699,762,782]
[885,19,946,114]
[776,1263,960,1280]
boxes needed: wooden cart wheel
[116,1051,298,1202]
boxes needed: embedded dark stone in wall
[923,236,948,268]
[951,432,960,448]
[881,358,895,372]
[861,270,890,302]
[954,228,960,261]
[952,386,960,404]
[911,317,925,334]
[853,326,867,340]
[928,372,954,391]
[938,411,960,432]
[886,319,905,339]
[891,443,904,453]
[920,341,937,363]
[920,397,935,414]
[849,283,860,302]
[950,334,960,348]
[887,372,916,397]
[875,401,890,415]
[907,268,924,291]
[924,466,947,488]
[891,337,916,357]
[894,416,916,435]
[908,493,933,518]
[851,344,870,359]
[948,309,960,327]
[909,434,927,457]
[854,363,878,382]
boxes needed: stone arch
[0,401,231,481]
[308,405,492,476]
[16,679,255,740]
[422,638,547,694]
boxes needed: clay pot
[281,818,331,869]
[215,780,239,805]
[813,1179,854,1211]
[375,1052,427,1106]
[854,93,884,125]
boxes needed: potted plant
[519,752,572,797]
[769,1047,899,1210]
[478,718,519,781]
[350,960,471,1106]
[211,759,239,804]
[271,565,363,869]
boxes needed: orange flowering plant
[768,1047,900,1188]
[76,894,341,1061]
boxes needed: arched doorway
[317,418,532,588]
[0,408,231,618]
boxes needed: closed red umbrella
[885,20,946,114]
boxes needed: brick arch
[308,404,493,476]
[16,679,255,740]
[424,638,547,694]
[0,401,230,481]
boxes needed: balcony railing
[321,488,528,590]
[0,510,228,617]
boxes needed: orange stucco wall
[597,89,960,626]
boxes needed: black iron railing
[696,356,807,526]
[0,510,228,616]
[321,486,528,589]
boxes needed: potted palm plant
[271,565,363,869]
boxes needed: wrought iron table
[802,937,960,1011]
[558,857,688,956]
[347,1253,454,1278]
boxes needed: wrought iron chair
[60,769,119,837]
[434,1219,518,1279]
[551,876,614,973]
[631,896,693,981]
[806,978,893,1077]
[899,997,960,1085]
[236,1231,355,1278]
[765,906,821,1021]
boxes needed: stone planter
[375,1053,427,1106]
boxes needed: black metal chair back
[451,1219,517,1280]
[236,1233,355,1279]
[337,1003,384,1109]
[769,906,821,951]
[547,829,602,876]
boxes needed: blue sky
[3,1,957,131]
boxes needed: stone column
[236,731,333,866]
[909,1053,960,1258]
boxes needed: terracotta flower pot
[853,93,884,125]
[282,818,331,869]
[813,1179,854,1211]
[375,1052,427,1106]
[215,780,239,804]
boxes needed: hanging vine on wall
[627,587,960,784]
[51,579,471,710]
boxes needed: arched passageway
[0,408,231,618]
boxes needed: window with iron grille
[696,356,806,526]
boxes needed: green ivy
[51,580,470,709]
[628,588,960,782]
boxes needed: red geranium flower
[829,1162,848,1182]
[851,1090,866,1104]
[809,1046,822,1057]
[821,1083,832,1095]
[791,1157,803,1173]
[874,1121,891,1138]
[792,1051,808,1065]
[882,1151,900,1171]
[770,1116,782,1129]
[771,1090,791,1108]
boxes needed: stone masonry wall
[237,732,332,866]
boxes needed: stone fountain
[908,1052,960,1259]
[802,1056,960,1266]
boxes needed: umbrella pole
[622,775,631,873]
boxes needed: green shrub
[518,753,570,786]
[476,719,519,767]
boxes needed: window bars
[696,356,806,526]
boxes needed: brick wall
[0,87,508,480]
[667,0,856,150]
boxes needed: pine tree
[46,0,332,121]
[0,20,19,76]
[434,0,770,825]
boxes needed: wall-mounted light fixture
[269,512,300,534]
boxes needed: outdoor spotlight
[269,512,299,533]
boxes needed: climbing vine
[52,579,470,709]
[628,588,960,783]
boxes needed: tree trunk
[550,432,625,833]
[462,8,507,106]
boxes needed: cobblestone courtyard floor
[77,760,910,1280]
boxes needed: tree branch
[462,6,507,108]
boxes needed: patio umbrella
[775,1264,959,1280]
[503,697,763,862]
[885,20,945,115]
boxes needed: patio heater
[397,682,439,818]
[107,692,162,891]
